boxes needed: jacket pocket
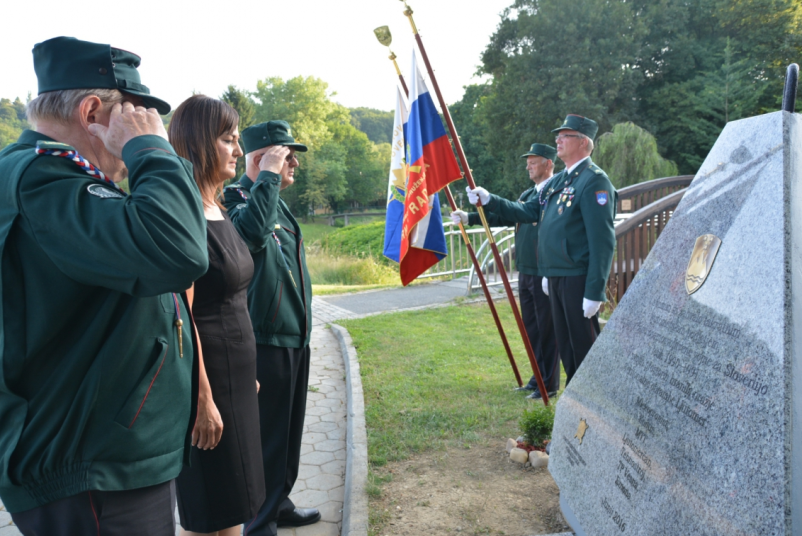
[560,239,574,265]
[114,338,169,429]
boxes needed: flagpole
[375,35,523,387]
[399,1,550,405]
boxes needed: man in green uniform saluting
[0,37,208,534]
[467,115,616,386]
[451,143,561,399]
[223,121,318,536]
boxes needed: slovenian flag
[398,51,463,285]
[382,85,408,263]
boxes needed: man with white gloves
[452,143,560,399]
[465,115,617,386]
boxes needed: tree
[474,0,802,179]
[221,85,256,131]
[0,97,29,150]
[349,107,394,144]
[250,77,390,216]
[594,123,678,189]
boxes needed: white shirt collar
[565,156,590,176]
[535,177,552,192]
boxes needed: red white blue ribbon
[34,147,126,195]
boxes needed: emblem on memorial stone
[685,234,722,295]
[574,419,589,445]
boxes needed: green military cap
[552,114,599,140]
[241,121,309,154]
[33,36,170,114]
[521,143,557,161]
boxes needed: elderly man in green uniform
[0,37,208,534]
[467,115,616,386]
[451,143,560,399]
[223,121,318,536]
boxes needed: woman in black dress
[168,95,268,536]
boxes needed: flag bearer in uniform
[452,143,561,399]
[467,115,616,386]
[0,37,208,535]
[222,121,319,536]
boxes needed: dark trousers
[519,273,560,393]
[246,344,311,536]
[11,481,175,536]
[548,275,600,386]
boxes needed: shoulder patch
[87,183,125,199]
[36,140,75,152]
[595,191,609,206]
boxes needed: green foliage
[322,221,387,261]
[350,107,394,144]
[519,403,555,448]
[250,77,389,215]
[594,123,679,189]
[462,0,802,181]
[0,98,29,150]
[221,85,256,130]
[306,250,398,286]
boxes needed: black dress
[176,213,265,532]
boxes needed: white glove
[541,277,549,296]
[466,186,490,206]
[583,298,602,319]
[450,210,468,226]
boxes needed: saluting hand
[88,102,168,159]
[257,145,291,175]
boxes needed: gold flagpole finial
[399,0,418,34]
[374,26,404,78]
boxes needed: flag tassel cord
[388,55,523,387]
[401,2,549,405]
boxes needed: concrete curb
[330,323,369,536]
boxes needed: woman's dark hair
[168,94,239,205]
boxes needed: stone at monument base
[548,111,802,536]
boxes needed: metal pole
[399,1,548,404]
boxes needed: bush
[519,403,555,448]
[307,250,398,286]
[322,221,389,263]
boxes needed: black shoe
[526,390,558,400]
[514,384,537,392]
[276,507,322,528]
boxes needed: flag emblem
[596,191,608,205]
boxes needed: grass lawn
[298,221,338,246]
[339,301,567,467]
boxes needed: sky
[0,0,513,112]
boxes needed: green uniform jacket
[468,184,544,276]
[223,173,312,349]
[485,158,617,301]
[0,131,208,513]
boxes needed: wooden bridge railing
[616,175,693,213]
[606,189,686,307]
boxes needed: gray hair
[26,88,124,126]
[582,134,594,154]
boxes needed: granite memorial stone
[549,110,802,536]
